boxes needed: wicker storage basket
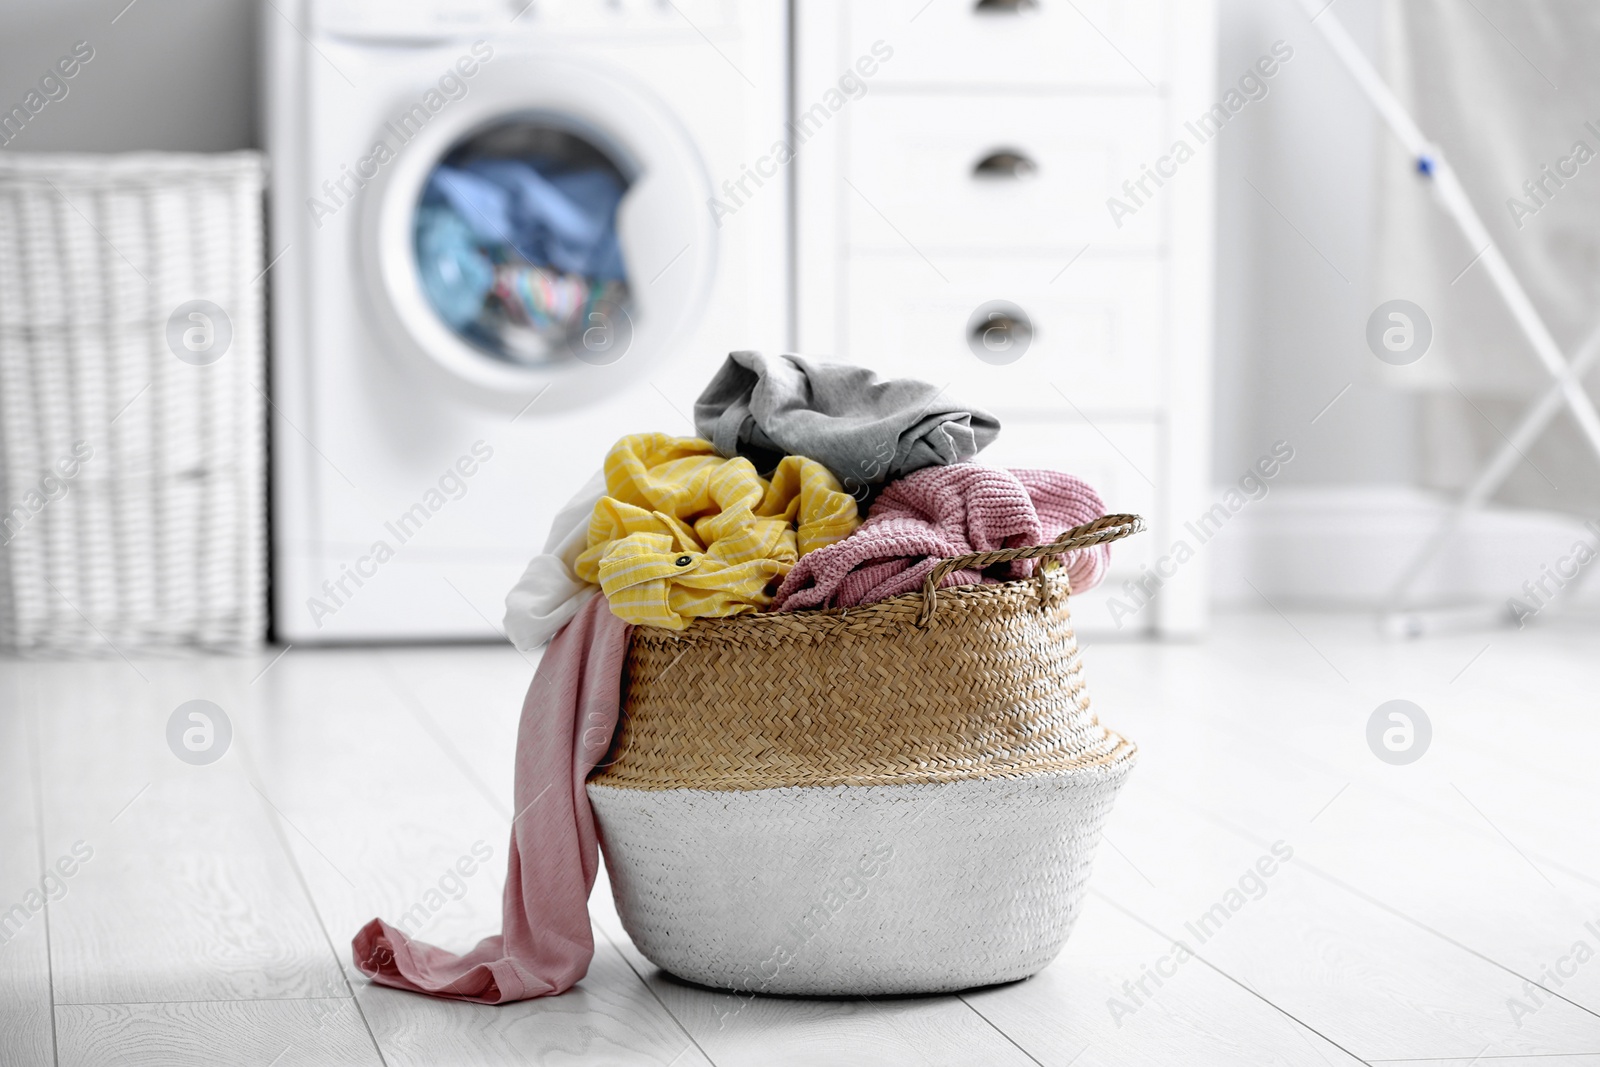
[0,152,266,652]
[588,514,1142,996]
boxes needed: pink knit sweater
[772,464,1109,611]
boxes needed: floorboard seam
[595,923,721,1067]
[55,996,357,1008]
[29,684,62,1067]
[374,654,512,822]
[953,993,1048,1066]
[1091,888,1375,1066]
[1184,800,1600,1029]
[236,730,392,1067]
[1173,687,1600,900]
[1366,1055,1600,1063]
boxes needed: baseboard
[1209,485,1600,612]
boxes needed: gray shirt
[694,351,1001,494]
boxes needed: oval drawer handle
[972,149,1038,180]
[975,0,1040,12]
[969,311,1033,347]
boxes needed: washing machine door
[362,50,715,411]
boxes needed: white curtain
[1377,0,1600,513]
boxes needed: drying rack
[1298,0,1600,637]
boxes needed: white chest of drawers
[794,0,1217,636]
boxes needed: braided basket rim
[628,568,1064,643]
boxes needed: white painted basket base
[589,760,1133,996]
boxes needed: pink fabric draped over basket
[773,464,1110,611]
[351,595,631,1003]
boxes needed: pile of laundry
[351,352,1118,1004]
[415,156,630,364]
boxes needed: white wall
[0,0,257,152]
[1212,0,1417,489]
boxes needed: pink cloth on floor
[772,464,1109,611]
[351,594,631,1003]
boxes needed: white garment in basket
[502,468,605,650]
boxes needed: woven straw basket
[588,514,1143,996]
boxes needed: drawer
[847,0,1166,90]
[842,254,1165,410]
[845,93,1166,253]
[977,418,1159,573]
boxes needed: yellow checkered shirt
[574,434,860,630]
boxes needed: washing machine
[263,0,789,642]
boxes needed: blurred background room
[4,1,1600,1064]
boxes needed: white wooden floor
[4,609,1600,1066]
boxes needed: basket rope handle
[916,513,1145,627]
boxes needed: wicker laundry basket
[0,152,267,652]
[588,514,1143,996]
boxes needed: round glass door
[413,117,636,367]
[362,50,716,409]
